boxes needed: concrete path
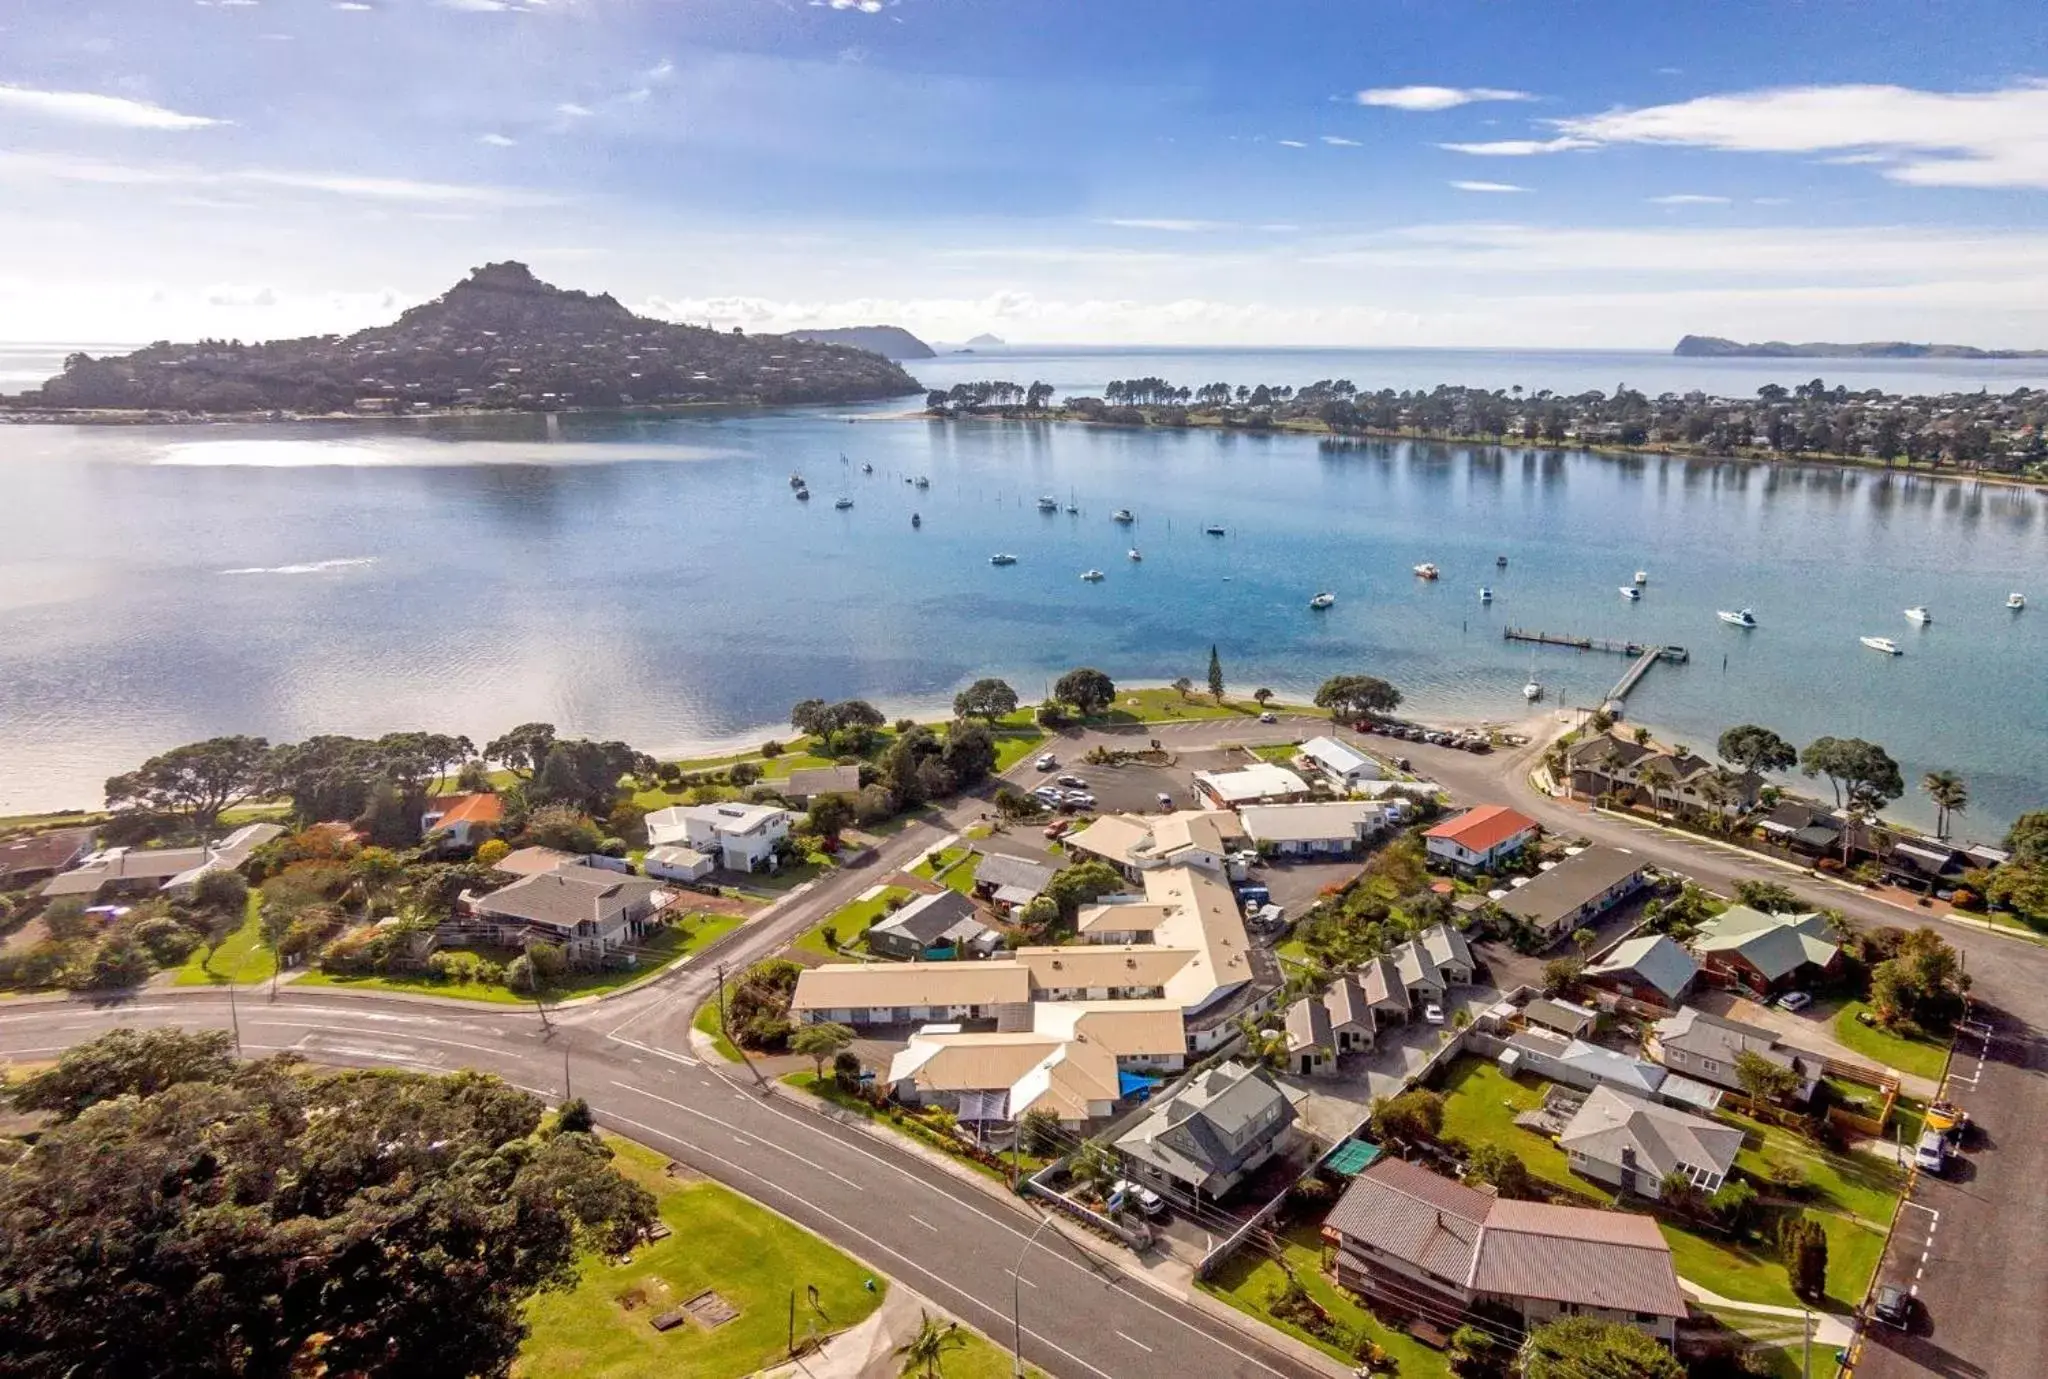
[1679,1281,1856,1347]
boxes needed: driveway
[1692,990,1940,1098]
[1278,984,1501,1145]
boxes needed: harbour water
[1,345,2044,837]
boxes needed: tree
[1170,676,1194,701]
[1542,955,1584,996]
[952,677,1019,723]
[806,792,856,842]
[1800,735,1901,812]
[476,838,511,867]
[104,735,273,838]
[523,804,604,854]
[1525,1318,1683,1378]
[894,1311,967,1378]
[1237,1017,1290,1071]
[1017,1108,1063,1156]
[1922,770,1968,840]
[1253,687,1274,709]
[1734,1049,1802,1106]
[1369,1088,1443,1146]
[791,1022,856,1080]
[0,1044,654,1379]
[1040,860,1126,921]
[1446,1325,1497,1378]
[484,721,557,779]
[1312,674,1401,721]
[5,1028,237,1119]
[556,1096,595,1133]
[1207,644,1225,701]
[1570,926,1596,957]
[1069,1140,1120,1198]
[1053,667,1116,716]
[1786,1216,1829,1300]
[1463,1143,1536,1200]
[940,721,998,787]
[1717,724,1798,776]
[1732,879,1805,914]
[2006,809,2048,867]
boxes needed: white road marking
[607,1080,865,1190]
[1116,1331,1154,1352]
[909,1214,938,1231]
[1011,1272,1039,1288]
[608,1034,700,1066]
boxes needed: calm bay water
[1,344,2044,838]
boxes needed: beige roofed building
[1076,900,1174,941]
[790,960,1033,1022]
[1016,944,1195,997]
[1064,810,1242,877]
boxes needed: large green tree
[1206,644,1225,701]
[1312,674,1401,721]
[2006,809,2048,867]
[1523,1317,1684,1378]
[951,677,1019,723]
[1053,667,1116,716]
[0,1033,654,1379]
[1800,736,1902,811]
[103,736,273,838]
[483,722,557,780]
[1716,723,1797,776]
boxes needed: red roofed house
[1424,805,1539,874]
[422,793,504,850]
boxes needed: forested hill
[786,325,935,359]
[1676,333,2048,360]
[12,262,923,415]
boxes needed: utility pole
[226,976,243,1057]
[719,961,768,1088]
[1803,1307,1814,1379]
[563,1043,573,1103]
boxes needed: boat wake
[221,557,379,576]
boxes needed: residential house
[1881,835,1972,894]
[1424,805,1539,874]
[1586,934,1700,1009]
[1690,905,1841,995]
[1391,923,1475,1008]
[1502,1030,1672,1101]
[1283,976,1378,1076]
[1521,997,1599,1040]
[1650,1007,1820,1102]
[1565,733,1656,800]
[972,851,1056,914]
[1321,975,1377,1053]
[1295,735,1383,791]
[1558,1086,1743,1199]
[468,863,671,965]
[642,844,716,883]
[1753,800,1854,862]
[0,826,95,889]
[1076,899,1172,944]
[421,793,503,850]
[1358,955,1412,1026]
[781,764,863,805]
[644,802,792,873]
[1495,846,1651,941]
[1322,1157,1689,1343]
[1192,762,1311,809]
[42,822,284,900]
[489,845,580,878]
[1566,734,1762,820]
[1062,810,1243,880]
[1115,1060,1297,1198]
[790,960,1034,1026]
[867,889,998,961]
[1236,801,1398,857]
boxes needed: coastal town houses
[1237,800,1404,858]
[1495,845,1652,941]
[888,1001,1188,1127]
[865,889,999,961]
[421,792,502,850]
[1586,934,1701,1010]
[1424,805,1539,874]
[970,851,1056,915]
[1320,1157,1689,1344]
[41,822,285,900]
[1191,762,1312,809]
[1557,1085,1744,1200]
[1115,1060,1297,1198]
[1282,975,1379,1076]
[1565,733,1763,820]
[1294,735,1383,792]
[0,825,95,890]
[465,862,672,965]
[644,802,791,873]
[1649,1007,1821,1102]
[1689,904,1841,995]
[780,764,863,805]
[1063,809,1244,881]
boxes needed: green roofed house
[1586,933,1700,1009]
[1689,904,1841,996]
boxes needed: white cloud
[1438,136,1597,156]
[820,0,886,11]
[1356,85,1533,112]
[1103,218,1235,232]
[1450,180,1528,193]
[0,84,222,130]
[1648,193,1730,205]
[438,0,512,9]
[1822,152,1891,165]
[479,133,517,147]
[1277,139,1307,148]
[555,102,593,118]
[1554,81,2048,189]
[205,283,277,307]
[0,150,556,206]
[646,58,675,81]
[334,2,373,9]
[1320,135,1361,147]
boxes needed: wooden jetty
[1502,627,1688,717]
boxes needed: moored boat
[1861,635,1903,655]
[1081,569,1105,582]
[1496,554,1508,567]
[1620,586,1641,601]
[2010,592,2027,610]
[1523,679,1543,701]
[1478,586,1493,603]
[914,475,930,488]
[911,512,921,528]
[1112,509,1135,524]
[794,486,811,501]
[1413,562,1439,579]
[1309,592,1335,609]
[1718,608,1757,628]
[1634,570,1649,585]
[1128,548,1142,561]
[861,461,873,474]
[1037,495,1059,511]
[834,497,854,509]
[1905,606,1933,624]
[789,472,805,488]
[1204,524,1226,536]
[989,553,1018,565]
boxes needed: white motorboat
[1309,592,1335,609]
[1620,586,1641,600]
[1127,548,1142,562]
[1905,606,1933,624]
[1112,509,1135,524]
[1080,569,1105,582]
[794,486,811,501]
[1861,635,1903,655]
[1523,679,1543,702]
[861,462,873,474]
[1477,586,1493,603]
[1204,524,1227,536]
[834,497,854,510]
[1413,563,1439,580]
[1037,496,1059,512]
[2010,592,2027,610]
[1634,570,1649,585]
[989,553,1018,566]
[1718,608,1757,628]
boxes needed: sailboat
[1522,651,1543,702]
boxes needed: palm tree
[894,1311,967,1378]
[1923,770,1968,840]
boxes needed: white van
[1913,1129,1948,1176]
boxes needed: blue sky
[3,0,2047,345]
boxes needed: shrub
[133,916,202,966]
[78,936,154,990]
[556,1096,595,1133]
[760,740,784,758]
[474,839,510,868]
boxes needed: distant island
[1676,334,2048,360]
[963,333,1006,347]
[3,262,922,419]
[785,325,935,360]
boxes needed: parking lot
[1020,751,1192,817]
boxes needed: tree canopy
[103,736,273,837]
[0,1030,654,1379]
[952,677,1019,723]
[1800,735,1902,811]
[1312,674,1401,720]
[1717,723,1797,776]
[483,722,558,779]
[1053,667,1116,715]
[1523,1317,1684,1378]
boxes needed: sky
[3,0,2048,347]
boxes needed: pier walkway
[1501,627,1688,717]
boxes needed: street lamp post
[1010,1210,1056,1378]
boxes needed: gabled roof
[1324,1157,1490,1284]
[1016,943,1194,990]
[425,793,502,828]
[1567,733,1655,771]
[1076,900,1172,935]
[1558,1085,1743,1182]
[1193,762,1310,804]
[1588,934,1700,1002]
[1692,905,1839,982]
[870,889,988,948]
[791,960,1032,1011]
[1425,805,1538,853]
[1395,937,1442,991]
[1297,735,1376,777]
[973,851,1056,895]
[1323,975,1374,1032]
[1359,955,1405,1008]
[1237,801,1389,844]
[1116,1060,1293,1183]
[474,864,663,933]
[1419,922,1473,972]
[0,826,94,882]
[1654,1007,1812,1077]
[1284,994,1333,1054]
[490,845,580,877]
[1495,846,1648,929]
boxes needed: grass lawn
[1729,1110,1905,1225]
[693,1000,741,1062]
[173,893,277,986]
[1436,1058,1613,1203]
[910,846,978,894]
[792,886,913,958]
[516,1134,885,1379]
[1250,742,1303,764]
[1201,1222,1449,1378]
[1091,688,1274,725]
[298,914,739,1005]
[989,723,1050,772]
[1831,1000,1950,1082]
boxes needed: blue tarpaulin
[1118,1071,1163,1100]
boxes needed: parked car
[1872,1283,1913,1330]
[1776,991,1814,1012]
[1043,819,1073,839]
[1423,1003,1446,1025]
[1156,791,1174,808]
[1056,774,1087,788]
[1258,711,1277,723]
[1464,739,1492,754]
[1035,753,1058,771]
[1913,1129,1948,1175]
[1109,1178,1167,1218]
[1068,793,1096,808]
[1031,784,1062,800]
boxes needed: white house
[644,803,791,873]
[1192,762,1311,808]
[1237,801,1397,857]
[642,844,715,883]
[1296,736,1383,791]
[1423,805,1539,873]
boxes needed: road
[0,988,1324,1379]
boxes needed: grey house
[1558,1085,1743,1199]
[866,890,997,961]
[1651,1007,1820,1102]
[1116,1060,1296,1198]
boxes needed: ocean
[1,343,2043,839]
